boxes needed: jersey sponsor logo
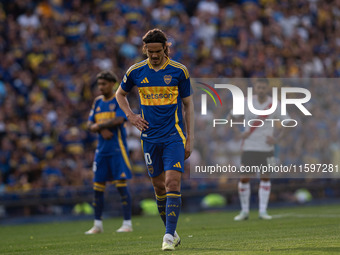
[95,112,116,123]
[141,77,149,83]
[164,75,172,85]
[138,86,178,106]
[173,162,181,168]
[147,165,154,175]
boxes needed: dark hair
[142,28,170,57]
[96,71,117,83]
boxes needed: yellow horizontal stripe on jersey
[175,106,186,147]
[118,129,132,170]
[138,86,178,106]
[116,183,127,187]
[169,61,189,79]
[127,61,147,76]
[95,112,116,124]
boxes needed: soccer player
[116,28,194,251]
[232,78,288,221]
[85,71,133,234]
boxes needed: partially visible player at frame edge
[85,71,133,234]
[231,78,290,221]
[116,28,194,251]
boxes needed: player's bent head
[254,78,270,96]
[96,71,118,84]
[142,28,171,57]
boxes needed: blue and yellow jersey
[120,58,192,143]
[88,94,129,157]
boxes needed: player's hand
[90,123,100,132]
[266,136,277,145]
[184,138,193,160]
[128,113,149,131]
[100,129,113,140]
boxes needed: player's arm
[87,118,125,133]
[116,86,149,131]
[266,105,292,145]
[266,123,291,145]
[182,95,194,159]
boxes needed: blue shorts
[142,140,185,177]
[93,153,132,182]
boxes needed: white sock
[238,182,250,214]
[123,220,132,226]
[259,181,271,213]
[94,219,103,228]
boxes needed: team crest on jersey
[109,103,116,111]
[96,106,101,112]
[123,75,127,83]
[164,75,172,85]
[147,165,154,175]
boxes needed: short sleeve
[120,70,135,92]
[88,101,96,122]
[178,68,192,98]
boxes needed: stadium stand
[0,0,339,218]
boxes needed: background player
[85,71,133,234]
[232,78,289,221]
[116,28,194,251]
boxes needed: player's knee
[154,186,166,195]
[165,179,180,192]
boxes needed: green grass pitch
[1,204,339,255]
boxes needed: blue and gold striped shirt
[120,58,192,144]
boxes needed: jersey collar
[102,93,115,102]
[147,57,170,70]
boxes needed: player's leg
[234,177,250,221]
[258,152,274,219]
[258,177,272,219]
[234,151,251,221]
[150,172,167,226]
[161,141,184,250]
[85,183,106,234]
[115,180,133,232]
[164,170,182,243]
[85,155,108,234]
[142,141,170,227]
[151,172,181,249]
[111,153,133,232]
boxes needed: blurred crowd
[0,0,340,196]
